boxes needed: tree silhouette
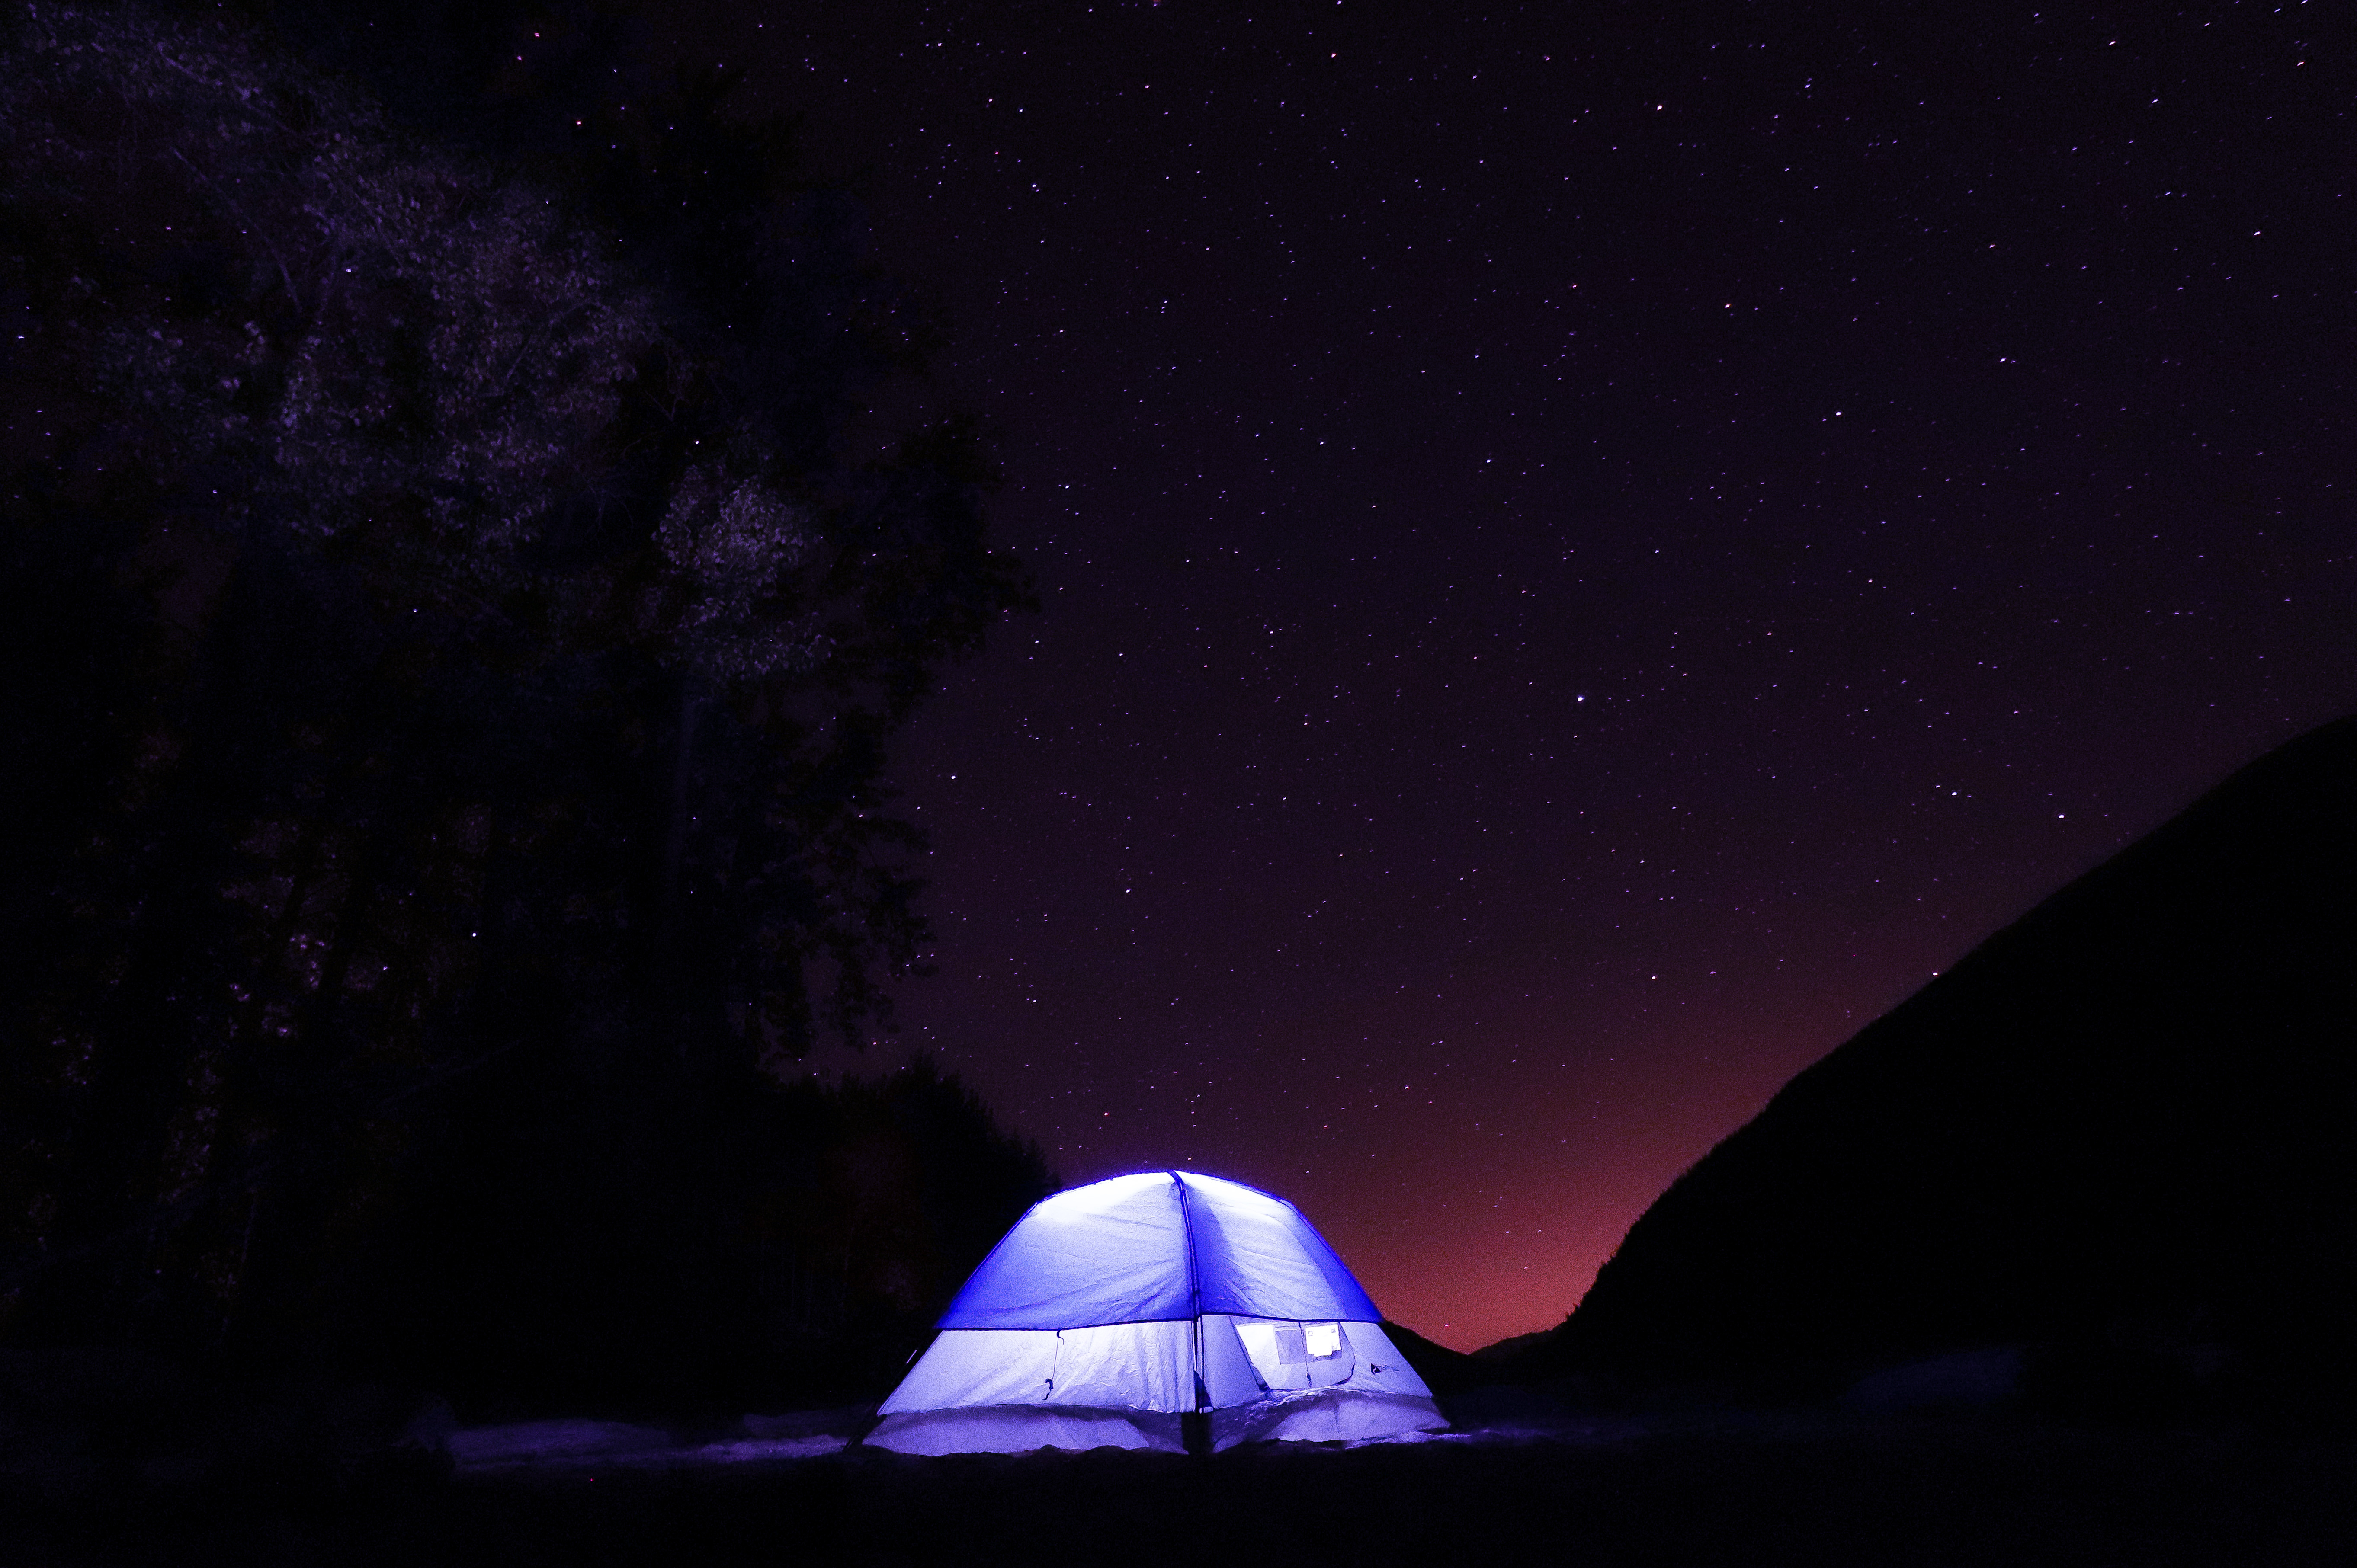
[1,1,1039,1409]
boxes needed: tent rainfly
[867,1170,1447,1454]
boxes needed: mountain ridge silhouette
[1511,713,2357,1419]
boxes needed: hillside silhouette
[1516,714,2357,1421]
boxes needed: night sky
[635,1,2351,1350]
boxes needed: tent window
[1267,1322,1344,1365]
[1232,1317,1357,1389]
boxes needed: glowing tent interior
[866,1170,1447,1454]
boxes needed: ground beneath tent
[12,1412,2355,1567]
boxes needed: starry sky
[635,1,2352,1350]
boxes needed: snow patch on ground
[1841,1347,2024,1414]
[445,1410,1648,1473]
[449,1419,847,1474]
[449,1420,672,1467]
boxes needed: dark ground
[8,1414,2354,1568]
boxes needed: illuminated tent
[866,1170,1447,1454]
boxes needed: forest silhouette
[2,0,1044,1429]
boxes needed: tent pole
[1174,1171,1211,1457]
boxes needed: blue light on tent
[936,1170,1382,1331]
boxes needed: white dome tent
[867,1170,1447,1455]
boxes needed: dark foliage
[1373,1320,1482,1399]
[0,0,1039,1414]
[361,1055,1058,1419]
[1510,715,2357,1422]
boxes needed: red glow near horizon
[892,950,1965,1352]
